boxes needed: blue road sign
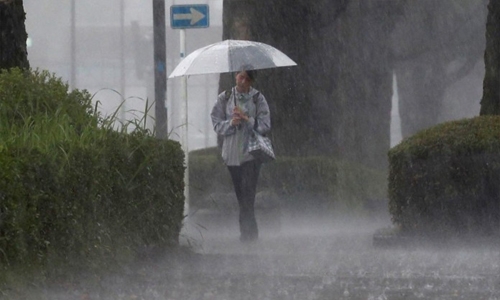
[170,5,209,29]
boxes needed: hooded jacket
[211,86,271,166]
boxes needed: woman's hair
[246,69,256,81]
[239,64,256,81]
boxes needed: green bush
[0,68,185,273]
[189,147,387,215]
[388,116,500,237]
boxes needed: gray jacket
[211,87,271,166]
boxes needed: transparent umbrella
[168,39,297,78]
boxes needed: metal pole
[204,75,210,147]
[120,0,126,122]
[180,28,189,215]
[70,0,76,89]
[153,0,168,138]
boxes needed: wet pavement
[6,209,500,300]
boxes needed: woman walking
[210,66,271,242]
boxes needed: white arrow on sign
[173,8,206,25]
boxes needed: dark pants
[228,160,262,241]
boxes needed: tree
[392,0,487,137]
[480,0,500,115]
[222,0,400,170]
[0,0,29,70]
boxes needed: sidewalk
[8,207,500,300]
[173,209,500,300]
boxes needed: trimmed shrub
[388,116,500,237]
[0,68,185,271]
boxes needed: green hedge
[189,147,387,215]
[0,69,185,271]
[389,116,500,237]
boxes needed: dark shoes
[239,217,258,243]
[240,233,258,243]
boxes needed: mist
[14,210,500,299]
[13,0,499,299]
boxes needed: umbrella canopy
[168,39,297,78]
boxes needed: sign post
[170,4,210,217]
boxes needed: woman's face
[235,71,252,92]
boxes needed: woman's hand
[230,107,242,126]
[232,106,249,122]
[230,116,242,126]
